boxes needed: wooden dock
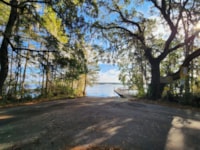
[114,88,137,98]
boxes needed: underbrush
[162,92,200,107]
[0,88,80,108]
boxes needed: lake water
[86,83,124,97]
[21,83,125,98]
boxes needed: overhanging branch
[162,48,200,81]
[0,0,52,7]
[7,38,57,53]
[158,31,199,61]
[182,48,200,66]
[109,4,143,33]
[93,22,144,44]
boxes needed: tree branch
[182,48,200,66]
[93,22,144,43]
[151,0,179,51]
[7,38,57,53]
[163,48,200,81]
[158,30,200,61]
[0,0,10,6]
[110,5,143,33]
[13,47,57,53]
[20,0,53,6]
[0,0,52,8]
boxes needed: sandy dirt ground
[0,97,200,150]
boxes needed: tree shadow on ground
[0,98,200,150]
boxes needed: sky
[98,63,121,83]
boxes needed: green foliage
[0,0,10,26]
[52,83,76,97]
[42,6,68,44]
[178,93,200,107]
[0,0,100,103]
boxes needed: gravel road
[0,97,200,150]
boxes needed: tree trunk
[45,65,50,96]
[82,74,87,96]
[0,0,18,96]
[45,53,50,97]
[41,65,45,96]
[21,50,30,98]
[148,61,161,100]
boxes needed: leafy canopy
[42,6,68,44]
[0,0,10,26]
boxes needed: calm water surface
[86,83,124,97]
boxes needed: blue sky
[99,63,119,72]
[98,63,120,83]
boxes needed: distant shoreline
[94,82,122,84]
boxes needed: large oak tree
[93,0,200,99]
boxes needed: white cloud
[98,69,120,83]
[149,15,170,39]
